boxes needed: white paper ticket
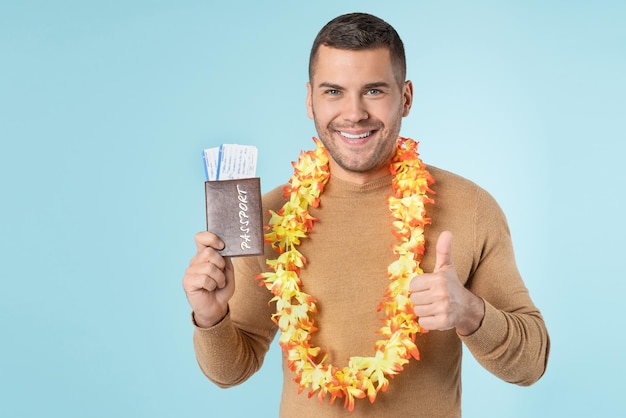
[203,144,258,181]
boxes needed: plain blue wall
[1,1,624,416]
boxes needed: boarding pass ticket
[203,144,258,181]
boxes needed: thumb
[434,231,454,272]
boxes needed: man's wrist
[456,296,485,336]
[192,308,228,329]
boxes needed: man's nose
[341,95,369,123]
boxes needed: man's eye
[366,89,381,95]
[326,89,340,95]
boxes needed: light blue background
[1,1,624,417]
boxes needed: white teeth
[340,131,372,139]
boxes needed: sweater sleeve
[192,252,278,387]
[460,188,550,386]
[191,312,266,387]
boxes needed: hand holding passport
[203,144,263,257]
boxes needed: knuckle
[442,299,450,312]
[206,262,223,277]
[194,231,209,245]
[205,278,217,291]
[196,230,213,239]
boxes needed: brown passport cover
[205,178,264,257]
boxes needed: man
[183,12,549,417]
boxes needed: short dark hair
[308,13,406,86]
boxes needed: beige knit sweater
[192,166,550,417]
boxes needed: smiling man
[183,13,549,417]
[306,45,411,183]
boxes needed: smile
[339,131,373,140]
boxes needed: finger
[416,314,453,332]
[184,256,228,287]
[434,231,453,272]
[409,281,442,308]
[409,273,430,294]
[194,231,225,252]
[183,266,227,292]
[190,246,227,270]
[410,291,431,308]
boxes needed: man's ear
[402,80,414,117]
[306,82,314,120]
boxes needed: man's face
[307,45,413,184]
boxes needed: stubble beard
[311,109,403,175]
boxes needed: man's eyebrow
[316,81,392,90]
[317,82,343,90]
[364,82,392,89]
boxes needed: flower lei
[257,137,435,411]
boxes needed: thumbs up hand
[409,231,485,336]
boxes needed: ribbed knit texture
[192,166,549,417]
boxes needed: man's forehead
[311,46,394,79]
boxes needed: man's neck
[328,160,391,185]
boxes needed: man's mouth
[338,131,373,140]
